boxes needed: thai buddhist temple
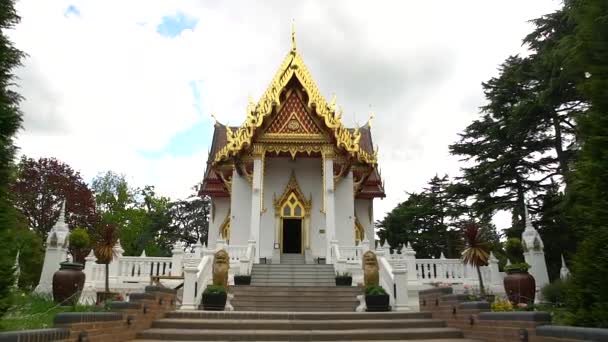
[199,29,385,264]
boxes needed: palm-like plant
[93,223,119,293]
[461,223,490,295]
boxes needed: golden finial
[210,113,219,126]
[330,93,337,112]
[291,19,297,52]
[367,111,375,129]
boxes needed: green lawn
[0,292,105,331]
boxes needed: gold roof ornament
[212,26,378,166]
[291,19,297,52]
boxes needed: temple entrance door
[282,218,302,254]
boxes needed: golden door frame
[274,172,312,254]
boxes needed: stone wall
[419,287,608,342]
[0,286,176,342]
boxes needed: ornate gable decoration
[212,30,377,165]
[273,171,312,214]
[264,92,323,136]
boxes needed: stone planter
[365,294,390,312]
[52,262,85,306]
[335,276,352,286]
[202,292,227,311]
[234,275,251,285]
[503,270,536,304]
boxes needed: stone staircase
[280,253,305,264]
[251,263,335,286]
[231,285,360,311]
[134,311,478,341]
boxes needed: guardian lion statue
[362,250,379,287]
[212,249,230,288]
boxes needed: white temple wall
[209,197,230,248]
[335,171,355,245]
[230,170,252,246]
[355,198,374,246]
[260,157,325,259]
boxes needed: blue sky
[156,11,199,38]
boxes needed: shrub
[504,238,525,264]
[69,228,90,249]
[541,280,568,305]
[491,298,513,312]
[365,285,387,296]
[204,285,226,295]
[336,272,352,277]
[504,262,530,273]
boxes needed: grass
[0,291,106,331]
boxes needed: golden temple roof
[211,29,378,166]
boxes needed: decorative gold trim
[219,209,231,243]
[263,143,327,160]
[273,171,312,213]
[355,216,365,244]
[212,36,377,166]
[216,169,232,193]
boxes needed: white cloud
[11,0,561,230]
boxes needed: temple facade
[200,34,385,264]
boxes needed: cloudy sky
[10,0,561,229]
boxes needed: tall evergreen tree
[0,0,24,315]
[450,56,557,237]
[559,0,608,327]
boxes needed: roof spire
[291,19,297,52]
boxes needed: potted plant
[52,261,86,305]
[503,262,535,304]
[365,285,390,311]
[69,228,91,264]
[93,222,120,304]
[234,274,251,285]
[202,285,227,310]
[335,272,352,286]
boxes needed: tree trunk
[105,262,109,293]
[551,109,569,179]
[476,265,486,296]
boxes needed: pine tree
[559,0,608,327]
[450,56,557,237]
[0,0,25,315]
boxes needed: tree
[93,222,119,294]
[11,156,97,239]
[377,175,464,258]
[461,223,490,295]
[0,0,25,315]
[169,193,210,249]
[558,0,608,327]
[450,56,558,238]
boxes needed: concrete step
[136,339,481,342]
[165,311,433,320]
[137,327,463,341]
[151,318,445,330]
[229,286,361,292]
[250,282,337,286]
[232,296,358,303]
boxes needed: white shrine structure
[35,33,554,311]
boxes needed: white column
[180,254,199,310]
[392,263,410,311]
[250,156,263,263]
[108,240,124,284]
[171,243,184,276]
[404,242,418,283]
[488,252,501,286]
[324,154,336,260]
